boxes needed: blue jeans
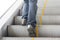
[22,0,37,28]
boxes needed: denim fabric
[22,0,37,28]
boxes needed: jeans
[22,0,37,28]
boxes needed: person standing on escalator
[22,0,37,37]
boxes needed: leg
[28,0,37,28]
[27,0,37,37]
[22,0,29,25]
[22,0,29,20]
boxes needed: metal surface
[8,25,29,37]
[2,37,60,40]
[15,16,60,25]
[8,25,60,37]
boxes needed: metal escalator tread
[2,37,60,40]
[8,25,60,37]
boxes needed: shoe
[22,19,27,25]
[27,25,36,37]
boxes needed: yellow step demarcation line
[36,0,48,37]
[32,37,35,40]
[40,16,42,26]
[40,0,48,29]
[36,24,39,37]
[32,0,48,40]
[42,0,48,16]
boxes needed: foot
[27,25,36,37]
[22,19,27,25]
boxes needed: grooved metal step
[37,0,60,15]
[15,16,60,25]
[37,8,60,15]
[1,37,60,40]
[8,25,60,37]
[38,0,60,8]
[8,25,29,37]
[15,16,22,25]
